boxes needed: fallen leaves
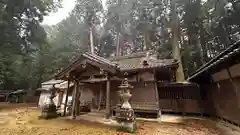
[0,107,224,135]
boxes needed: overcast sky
[42,0,107,25]
[42,0,76,25]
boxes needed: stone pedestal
[117,108,136,133]
[39,86,57,119]
[39,98,57,119]
[116,74,136,133]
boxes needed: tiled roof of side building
[188,41,240,81]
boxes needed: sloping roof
[37,80,74,91]
[0,90,14,95]
[55,52,119,79]
[188,41,240,81]
[109,52,178,71]
[83,52,115,67]
[55,52,178,79]
[10,89,27,94]
[41,79,64,85]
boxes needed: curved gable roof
[55,52,119,79]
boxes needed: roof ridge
[83,53,116,67]
[108,52,148,61]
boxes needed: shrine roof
[109,52,178,72]
[55,52,119,79]
[55,51,178,79]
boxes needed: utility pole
[171,0,185,81]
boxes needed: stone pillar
[106,78,111,119]
[116,73,136,133]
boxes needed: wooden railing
[159,99,205,114]
[111,101,158,113]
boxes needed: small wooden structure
[0,90,14,102]
[37,79,74,114]
[55,51,199,118]
[188,41,240,126]
[7,89,28,103]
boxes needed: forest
[0,0,240,90]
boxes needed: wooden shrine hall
[55,51,200,119]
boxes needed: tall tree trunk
[196,35,205,65]
[199,21,208,63]
[171,1,185,82]
[89,27,94,54]
[143,32,151,51]
[116,0,123,56]
[116,33,121,56]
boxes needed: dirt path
[0,106,234,135]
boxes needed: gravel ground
[0,105,230,135]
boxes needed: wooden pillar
[5,94,9,102]
[98,89,102,110]
[153,69,160,117]
[76,84,81,116]
[63,79,70,116]
[227,68,240,105]
[106,78,111,119]
[71,80,79,119]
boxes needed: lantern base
[119,121,136,133]
[39,100,57,119]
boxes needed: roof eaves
[55,56,83,79]
[83,53,116,67]
[108,52,147,61]
[188,41,240,81]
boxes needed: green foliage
[2,0,240,89]
[0,0,62,90]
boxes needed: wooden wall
[109,81,159,113]
[204,63,240,124]
[130,81,159,112]
[158,84,205,114]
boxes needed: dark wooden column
[71,80,79,119]
[63,79,70,116]
[98,89,102,110]
[76,84,81,116]
[105,77,111,119]
[153,69,160,117]
[227,68,240,105]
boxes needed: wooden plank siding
[158,84,204,114]
[204,63,240,124]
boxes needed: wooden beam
[80,77,108,83]
[63,79,70,116]
[105,78,111,119]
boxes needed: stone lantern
[39,84,58,119]
[116,73,136,133]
